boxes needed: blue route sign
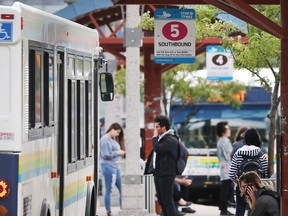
[0,22,13,42]
[154,9,196,64]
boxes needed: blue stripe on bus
[18,166,51,182]
[55,191,86,209]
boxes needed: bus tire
[85,182,96,216]
[40,199,50,216]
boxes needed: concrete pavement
[96,201,236,216]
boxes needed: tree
[114,64,145,102]
[161,56,245,117]
[163,4,280,176]
[221,5,280,175]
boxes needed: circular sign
[162,21,188,41]
[0,180,9,198]
[212,54,228,66]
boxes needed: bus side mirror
[99,72,114,101]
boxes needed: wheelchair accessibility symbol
[0,22,12,42]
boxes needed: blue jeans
[101,164,122,212]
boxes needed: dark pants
[235,186,247,216]
[173,183,181,202]
[173,183,190,202]
[219,179,234,212]
[155,175,177,216]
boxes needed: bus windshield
[171,87,271,153]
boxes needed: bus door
[56,48,65,216]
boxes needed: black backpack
[260,189,280,207]
[175,139,189,175]
[237,153,264,178]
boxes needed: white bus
[0,2,114,216]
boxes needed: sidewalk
[96,201,236,216]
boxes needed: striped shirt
[229,145,269,182]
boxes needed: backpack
[144,150,155,175]
[260,189,280,207]
[237,153,264,178]
[175,139,189,175]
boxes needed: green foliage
[221,5,280,95]
[114,65,144,102]
[218,5,280,175]
[137,11,154,31]
[162,65,245,114]
[195,5,235,40]
[114,65,126,96]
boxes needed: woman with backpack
[238,171,279,216]
[230,126,248,216]
[229,128,269,216]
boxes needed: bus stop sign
[154,8,196,64]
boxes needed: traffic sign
[206,45,234,81]
[0,22,12,42]
[154,8,196,64]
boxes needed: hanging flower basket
[138,11,154,32]
[143,30,154,37]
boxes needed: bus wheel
[85,184,96,216]
[90,190,95,216]
[40,199,50,216]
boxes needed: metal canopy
[112,0,284,39]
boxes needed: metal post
[119,4,151,216]
[280,0,288,214]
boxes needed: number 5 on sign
[171,24,179,37]
[162,22,188,40]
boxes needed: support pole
[119,4,151,216]
[280,0,288,214]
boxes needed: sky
[2,0,66,5]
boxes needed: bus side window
[28,49,42,129]
[76,57,85,160]
[67,56,76,164]
[85,80,92,157]
[43,51,54,128]
[28,50,36,129]
[34,51,42,127]
[84,60,92,158]
[67,54,77,164]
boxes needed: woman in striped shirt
[229,128,269,216]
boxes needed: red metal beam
[205,0,284,39]
[88,12,106,38]
[203,0,282,38]
[107,19,126,38]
